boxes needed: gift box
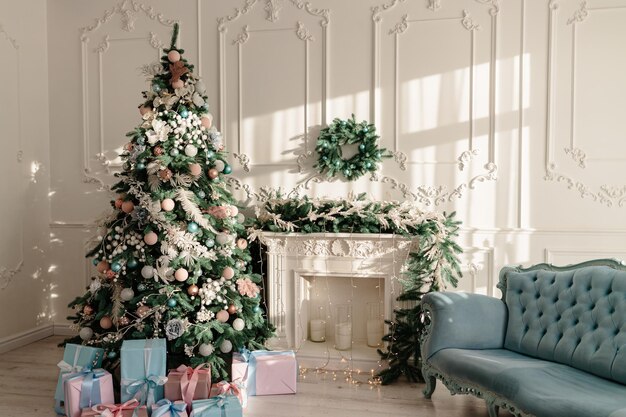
[63,368,115,417]
[80,399,149,417]
[208,381,246,409]
[55,344,105,414]
[151,399,188,417]
[164,364,211,410]
[190,395,242,417]
[120,339,167,408]
[231,350,296,396]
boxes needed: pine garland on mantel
[248,191,462,384]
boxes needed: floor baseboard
[0,324,54,354]
[53,323,76,336]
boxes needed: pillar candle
[366,319,384,347]
[310,319,326,342]
[335,322,352,350]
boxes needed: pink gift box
[80,400,148,417]
[232,351,296,396]
[63,369,114,417]
[164,365,211,409]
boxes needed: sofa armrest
[421,292,508,361]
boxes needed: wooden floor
[0,336,493,417]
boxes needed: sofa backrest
[499,261,626,384]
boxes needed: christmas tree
[64,24,274,379]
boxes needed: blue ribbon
[235,350,295,396]
[123,375,167,409]
[66,367,107,409]
[152,399,187,417]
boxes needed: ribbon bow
[213,380,246,408]
[190,395,228,417]
[174,364,208,407]
[65,367,107,409]
[152,399,187,417]
[124,375,168,408]
[57,360,84,373]
[91,400,140,417]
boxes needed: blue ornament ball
[253,306,261,313]
[359,144,365,151]
[127,258,138,269]
[136,163,145,170]
[137,284,146,291]
[170,148,180,157]
[322,156,328,161]
[179,107,189,118]
[344,169,351,177]
[187,222,199,233]
[222,165,232,175]
[152,84,161,93]
[111,262,122,272]
[197,190,206,199]
[206,151,215,160]
[363,127,368,132]
[136,137,145,145]
[194,269,202,277]
[365,161,372,169]
[335,160,341,167]
[205,238,215,248]
[167,298,177,308]
[107,351,117,359]
[92,258,99,266]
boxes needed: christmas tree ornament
[199,343,214,356]
[237,213,245,224]
[197,190,206,199]
[97,260,110,273]
[139,105,152,116]
[184,144,198,157]
[187,222,199,233]
[83,305,94,315]
[79,327,93,341]
[152,84,161,93]
[169,148,180,157]
[222,164,232,174]
[136,305,150,317]
[111,262,122,272]
[121,201,135,214]
[107,351,117,359]
[119,316,130,326]
[141,265,154,279]
[172,79,184,89]
[201,115,212,129]
[205,238,215,248]
[144,232,158,245]
[167,50,181,63]
[100,316,113,330]
[174,268,189,282]
[208,168,219,179]
[120,288,135,301]
[227,304,237,314]
[127,258,138,269]
[216,232,232,245]
[136,162,145,170]
[222,267,235,280]
[161,198,175,212]
[105,270,117,280]
[154,146,164,155]
[167,298,177,308]
[159,168,173,181]
[187,284,199,296]
[189,163,202,176]
[92,258,99,266]
[205,150,215,159]
[253,306,261,313]
[137,283,146,291]
[216,310,229,323]
[219,340,233,353]
[214,160,225,172]
[232,318,245,331]
[236,238,248,250]
[179,107,189,118]
[115,199,123,209]
[229,205,239,217]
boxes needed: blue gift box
[121,339,167,409]
[54,343,104,415]
[190,395,242,417]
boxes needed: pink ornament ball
[216,310,229,323]
[121,201,135,214]
[144,232,158,246]
[168,50,181,63]
[201,115,213,129]
[229,205,239,217]
[99,316,113,330]
[222,266,235,280]
[136,305,150,317]
[161,198,175,212]
[114,199,123,209]
[174,268,189,282]
[97,260,110,273]
[208,168,219,179]
[236,238,248,250]
[172,79,184,89]
[139,105,152,116]
[189,163,202,177]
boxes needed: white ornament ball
[237,213,245,224]
[214,160,225,172]
[120,288,135,301]
[199,343,214,356]
[79,327,93,341]
[229,205,239,217]
[219,339,233,353]
[141,265,155,279]
[161,198,175,212]
[184,144,198,157]
[216,232,231,245]
[144,232,158,246]
[232,318,245,331]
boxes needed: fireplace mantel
[258,232,415,369]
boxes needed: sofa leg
[423,375,437,399]
[486,400,499,417]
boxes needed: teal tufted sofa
[420,259,626,417]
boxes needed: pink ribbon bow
[214,380,247,409]
[91,399,140,417]
[175,364,209,408]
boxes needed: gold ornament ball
[189,163,202,177]
[136,305,150,317]
[100,316,113,330]
[208,168,219,179]
[222,266,235,280]
[228,304,237,315]
[121,201,135,214]
[216,310,229,323]
[187,284,199,296]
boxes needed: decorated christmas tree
[64,24,274,379]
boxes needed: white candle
[310,319,326,342]
[367,319,384,347]
[335,322,352,350]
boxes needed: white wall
[3,0,626,342]
[0,0,52,343]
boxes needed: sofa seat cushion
[430,348,626,417]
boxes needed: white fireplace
[259,232,413,370]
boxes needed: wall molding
[0,324,76,354]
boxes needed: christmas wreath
[314,115,391,181]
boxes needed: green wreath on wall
[314,115,392,181]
